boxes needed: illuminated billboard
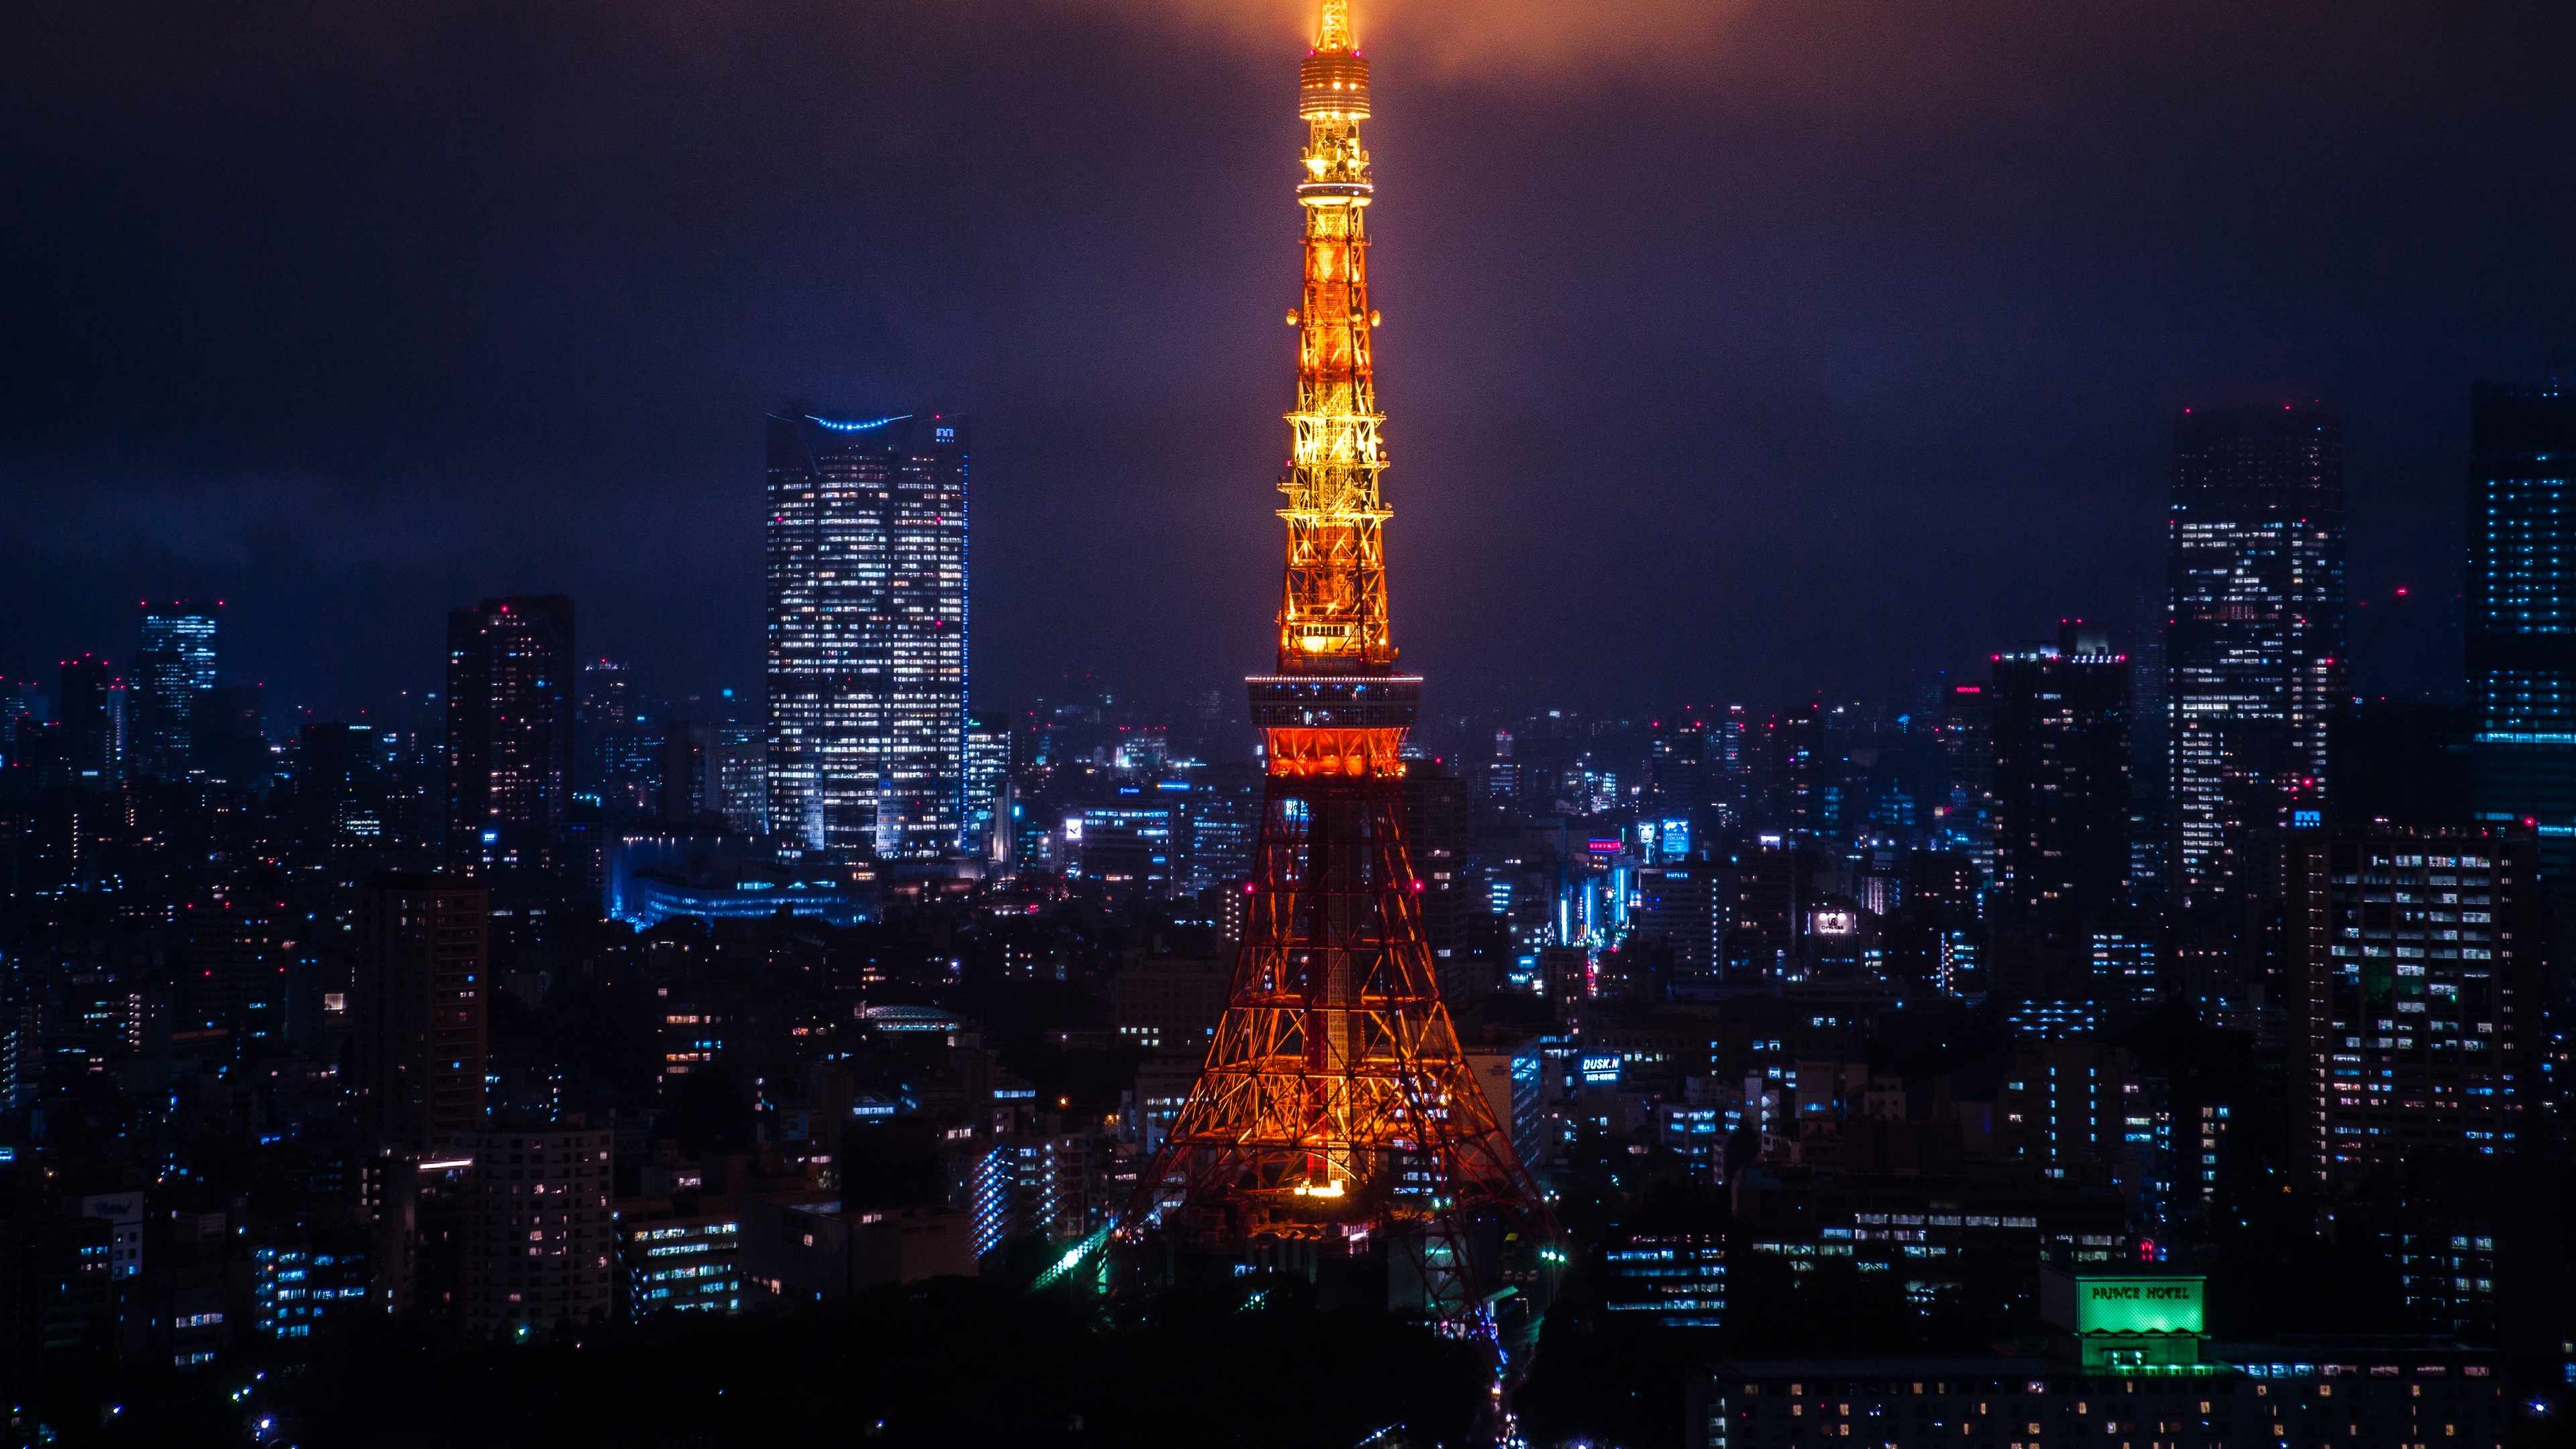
[2042,1270,2205,1338]
[2076,1276,2202,1334]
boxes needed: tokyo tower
[1136,0,1548,1319]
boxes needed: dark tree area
[50,1277,1492,1449]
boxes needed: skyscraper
[2284,824,2538,1183]
[445,596,576,875]
[352,871,490,1150]
[1989,620,2133,932]
[574,657,632,733]
[56,654,115,788]
[653,721,767,833]
[129,600,217,780]
[765,411,969,858]
[294,720,383,849]
[711,727,768,835]
[1649,716,1705,822]
[576,657,652,813]
[1937,682,1994,877]
[964,712,1011,861]
[659,720,717,826]
[2465,380,2576,874]
[2165,403,2347,912]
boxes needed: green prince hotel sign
[2073,1275,2204,1336]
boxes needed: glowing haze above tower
[1280,0,1390,674]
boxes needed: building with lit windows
[1650,716,1706,819]
[1693,1277,2508,1449]
[2283,822,2540,1184]
[1636,863,1717,975]
[129,600,217,780]
[1108,951,1229,1055]
[76,1192,144,1285]
[964,712,1010,861]
[2000,1041,2138,1182]
[1937,684,1994,877]
[764,410,969,859]
[971,1131,1105,1258]
[616,1212,741,1316]
[352,872,489,1150]
[1727,1167,2129,1309]
[1128,1053,1205,1154]
[1694,1348,2506,1449]
[1603,1233,1725,1328]
[252,1245,370,1338]
[458,1122,615,1336]
[57,654,116,786]
[738,1198,975,1305]
[2164,404,2346,913]
[2465,380,2576,873]
[1069,800,1179,900]
[2086,926,2159,1010]
[1990,621,2131,934]
[1173,767,1263,899]
[658,721,767,833]
[445,596,576,875]
[1657,1104,1726,1183]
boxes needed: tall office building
[129,600,217,780]
[2127,592,2169,908]
[710,727,768,835]
[575,657,633,731]
[1713,705,1750,826]
[659,720,713,826]
[191,682,271,788]
[179,893,292,1057]
[1774,702,1824,843]
[1938,682,1994,878]
[2165,403,2347,912]
[352,872,490,1151]
[2284,824,2538,1183]
[765,411,969,858]
[1989,621,2133,931]
[1649,716,1705,820]
[445,596,576,875]
[658,722,767,833]
[576,657,654,812]
[2465,380,2576,875]
[56,654,115,787]
[964,713,1011,861]
[1635,863,1717,975]
[295,720,384,848]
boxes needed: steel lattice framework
[1277,0,1389,672]
[1137,0,1548,1321]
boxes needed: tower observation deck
[1136,0,1550,1328]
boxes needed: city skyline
[10,3,2576,718]
[9,2,2576,1442]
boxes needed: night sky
[6,0,2573,722]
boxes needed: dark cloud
[3,0,2569,717]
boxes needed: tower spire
[1133,3,1552,1338]
[1281,0,1383,673]
[1317,0,1352,52]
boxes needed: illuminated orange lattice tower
[1140,0,1545,1318]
